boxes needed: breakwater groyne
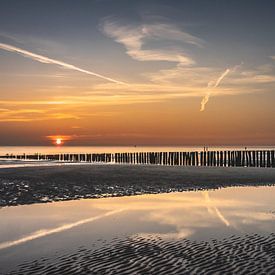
[1,150,275,168]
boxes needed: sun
[47,135,71,145]
[56,138,62,145]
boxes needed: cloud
[0,42,126,84]
[0,79,258,117]
[232,69,275,84]
[200,68,231,112]
[0,108,80,122]
[0,104,119,122]
[203,191,230,226]
[200,64,243,112]
[0,209,122,250]
[103,21,203,65]
[147,66,216,85]
[238,74,275,83]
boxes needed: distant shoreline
[1,164,275,208]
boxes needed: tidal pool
[1,186,275,274]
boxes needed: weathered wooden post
[195,152,199,166]
[188,152,192,166]
[254,151,256,167]
[267,151,271,167]
[213,151,217,166]
[271,150,275,168]
[260,151,263,167]
[232,151,236,166]
[224,151,227,167]
[247,151,251,167]
[217,151,220,166]
[263,151,266,167]
[211,151,214,166]
[219,151,223,166]
[241,151,245,167]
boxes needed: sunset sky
[0,0,275,145]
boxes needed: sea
[1,145,275,155]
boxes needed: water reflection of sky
[0,186,275,272]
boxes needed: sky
[0,0,275,146]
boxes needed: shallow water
[0,186,275,273]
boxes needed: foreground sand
[9,233,275,274]
[1,186,275,274]
[1,164,275,206]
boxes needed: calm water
[1,145,275,155]
[0,186,275,273]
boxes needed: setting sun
[56,138,62,145]
[46,135,72,145]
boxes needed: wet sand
[9,233,275,274]
[1,186,275,274]
[1,164,275,207]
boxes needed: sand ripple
[7,233,275,274]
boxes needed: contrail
[0,209,123,250]
[213,69,231,88]
[200,63,243,112]
[200,68,230,112]
[203,191,230,226]
[0,42,126,84]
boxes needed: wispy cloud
[0,42,126,84]
[203,191,230,226]
[0,80,259,117]
[147,66,216,85]
[0,209,122,250]
[200,64,243,112]
[0,104,118,122]
[200,68,231,112]
[0,107,79,122]
[103,21,203,65]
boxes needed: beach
[1,186,275,274]
[1,164,275,207]
[1,160,275,274]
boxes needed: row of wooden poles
[1,150,275,168]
